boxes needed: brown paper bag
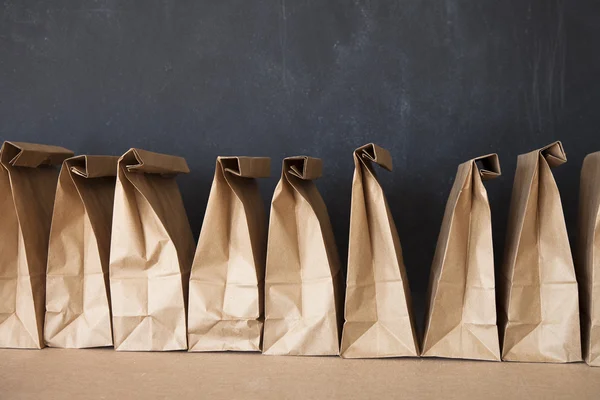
[340,143,418,358]
[578,151,600,366]
[109,148,195,351]
[421,154,501,361]
[44,155,118,348]
[0,141,73,349]
[263,156,342,355]
[188,156,270,352]
[500,141,582,362]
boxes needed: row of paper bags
[0,140,598,366]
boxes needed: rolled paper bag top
[341,143,419,358]
[500,141,581,363]
[188,156,270,352]
[0,141,73,349]
[45,155,118,349]
[422,153,501,361]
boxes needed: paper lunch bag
[421,154,501,361]
[45,155,118,348]
[109,148,195,351]
[340,144,418,358]
[500,141,582,362]
[578,151,600,366]
[188,156,270,352]
[263,156,342,355]
[0,141,74,349]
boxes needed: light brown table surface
[2,349,599,399]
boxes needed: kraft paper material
[263,156,342,356]
[44,155,118,348]
[109,148,195,351]
[422,154,501,361]
[0,141,73,349]
[188,156,270,352]
[578,151,600,367]
[500,141,582,363]
[340,143,418,358]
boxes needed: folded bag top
[341,143,419,359]
[422,153,501,361]
[500,141,582,363]
[474,153,502,180]
[45,155,118,349]
[124,148,190,176]
[0,141,73,168]
[0,141,73,349]
[218,156,271,178]
[188,156,270,352]
[355,142,393,171]
[284,155,323,181]
[539,141,567,167]
[67,155,119,178]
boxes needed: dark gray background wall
[1,1,599,322]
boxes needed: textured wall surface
[1,0,599,324]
